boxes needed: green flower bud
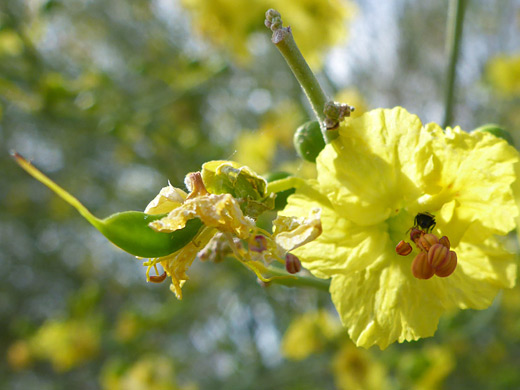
[293,121,326,162]
[474,124,515,146]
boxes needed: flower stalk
[265,265,330,291]
[442,0,467,128]
[265,9,338,143]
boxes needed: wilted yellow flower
[281,107,519,348]
[281,309,341,360]
[180,0,356,67]
[144,161,321,299]
[30,318,101,372]
[333,341,389,390]
[486,54,520,97]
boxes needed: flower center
[394,212,458,279]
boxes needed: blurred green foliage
[1,0,519,389]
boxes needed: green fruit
[293,121,326,162]
[474,124,515,146]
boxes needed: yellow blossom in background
[180,0,356,67]
[281,107,519,349]
[333,341,389,390]
[234,100,304,173]
[101,355,191,390]
[7,340,32,371]
[281,309,341,360]
[234,130,277,174]
[408,345,455,390]
[114,311,142,343]
[334,88,369,118]
[0,29,24,57]
[486,54,520,97]
[29,318,101,372]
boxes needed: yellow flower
[486,54,520,97]
[281,309,341,360]
[281,107,519,348]
[332,340,389,390]
[143,161,322,299]
[101,355,185,390]
[180,0,356,67]
[30,318,101,372]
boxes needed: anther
[428,243,449,269]
[417,233,439,252]
[434,250,457,277]
[250,235,268,253]
[409,228,424,243]
[439,236,450,249]
[149,271,167,283]
[396,240,412,256]
[285,253,302,274]
[411,252,435,280]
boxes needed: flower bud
[293,121,326,163]
[285,253,302,274]
[428,243,449,269]
[439,236,450,249]
[417,233,439,252]
[411,252,435,279]
[435,250,457,277]
[395,240,412,256]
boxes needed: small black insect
[414,212,436,233]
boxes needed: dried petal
[273,208,322,252]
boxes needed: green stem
[266,265,330,291]
[442,0,467,128]
[266,10,337,142]
[266,176,305,194]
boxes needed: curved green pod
[92,213,203,258]
[12,152,202,258]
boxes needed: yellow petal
[160,228,215,300]
[144,184,187,215]
[273,208,322,252]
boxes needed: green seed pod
[474,124,515,146]
[93,213,203,258]
[293,120,326,162]
[13,152,202,258]
[264,171,295,210]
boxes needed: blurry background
[1,0,519,389]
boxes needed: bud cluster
[396,228,457,279]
